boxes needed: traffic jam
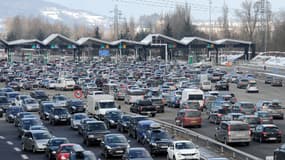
[0,58,284,160]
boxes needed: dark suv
[128,116,148,139]
[104,110,122,129]
[82,121,110,146]
[66,99,85,114]
[49,107,71,125]
[146,127,172,155]
[30,90,49,102]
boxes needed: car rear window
[264,127,279,132]
[186,111,201,117]
[241,103,254,108]
[230,124,249,131]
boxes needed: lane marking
[14,147,21,152]
[0,136,5,140]
[6,141,13,145]
[265,156,273,160]
[21,154,29,160]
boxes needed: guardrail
[125,111,263,160]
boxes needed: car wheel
[104,149,109,158]
[166,153,170,160]
[224,138,227,145]
[86,139,90,147]
[32,146,36,153]
[21,143,26,151]
[136,136,140,143]
[152,113,155,117]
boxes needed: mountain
[0,0,110,30]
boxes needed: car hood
[177,148,198,154]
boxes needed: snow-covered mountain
[0,0,111,29]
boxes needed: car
[167,140,200,160]
[49,107,71,125]
[254,111,273,124]
[221,113,244,121]
[130,100,156,117]
[237,78,249,89]
[150,97,164,113]
[29,125,48,131]
[200,80,212,91]
[166,90,182,108]
[7,82,21,91]
[22,98,40,112]
[30,90,49,102]
[274,143,285,160]
[117,114,131,133]
[45,137,69,160]
[238,115,260,135]
[21,130,52,152]
[18,117,42,138]
[55,143,85,160]
[70,113,88,130]
[271,78,283,87]
[101,133,130,158]
[14,112,33,127]
[265,76,273,84]
[77,118,97,136]
[253,124,282,143]
[0,96,10,112]
[122,147,153,160]
[39,101,54,120]
[145,124,172,155]
[104,110,122,128]
[214,121,251,145]
[128,116,148,138]
[215,81,229,91]
[136,120,156,144]
[66,99,85,114]
[175,109,202,128]
[180,101,200,110]
[82,121,110,146]
[15,94,31,107]
[5,91,20,104]
[232,102,256,115]
[246,80,259,93]
[5,106,23,123]
[69,150,97,160]
[267,100,285,119]
[52,94,68,107]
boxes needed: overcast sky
[45,0,285,21]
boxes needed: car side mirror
[28,137,33,140]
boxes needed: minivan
[214,121,251,145]
[175,109,202,128]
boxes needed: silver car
[70,113,88,129]
[22,98,40,112]
[21,130,52,152]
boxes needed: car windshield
[188,95,203,101]
[122,116,130,122]
[54,109,67,114]
[55,96,67,101]
[152,91,160,96]
[8,93,19,98]
[269,104,282,109]
[36,91,47,96]
[26,99,37,104]
[129,149,151,158]
[230,124,249,131]
[152,99,162,104]
[0,97,8,103]
[72,101,84,106]
[186,111,201,117]
[9,108,23,114]
[33,132,51,140]
[61,145,74,153]
[106,112,121,118]
[99,102,116,109]
[175,142,195,149]
[241,103,254,108]
[106,135,127,143]
[51,139,67,146]
[88,123,106,131]
[264,127,279,133]
[44,105,53,111]
[258,112,270,118]
[138,100,152,106]
[151,131,169,140]
[74,114,87,120]
[245,117,260,124]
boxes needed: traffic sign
[73,90,83,99]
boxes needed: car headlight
[127,144,130,148]
[67,114,71,118]
[52,151,56,154]
[88,135,95,138]
[72,106,76,109]
[106,145,112,150]
[151,143,157,146]
[44,112,49,115]
[54,115,59,119]
[9,114,14,118]
[110,120,115,123]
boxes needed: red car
[175,109,202,128]
[56,143,84,160]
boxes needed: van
[175,109,202,128]
[181,88,204,110]
[55,78,75,90]
[200,81,212,91]
[214,121,251,145]
[124,89,145,104]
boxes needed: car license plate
[161,146,168,148]
[116,150,123,153]
[96,138,102,141]
[269,137,276,140]
[61,119,66,121]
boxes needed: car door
[25,132,33,150]
[167,143,175,159]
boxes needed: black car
[82,121,110,146]
[122,147,153,160]
[265,76,273,84]
[7,82,21,91]
[104,110,122,128]
[14,112,33,127]
[151,98,164,113]
[101,134,129,158]
[45,137,69,160]
[215,81,229,91]
[253,124,282,143]
[274,144,285,160]
[39,101,54,120]
[77,118,97,136]
[5,106,23,123]
[49,107,71,125]
[146,128,172,155]
[117,114,131,133]
[30,90,49,102]
[0,96,10,112]
[66,99,85,114]
[130,100,156,117]
[128,116,148,138]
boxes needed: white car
[167,140,200,160]
[15,94,31,106]
[70,113,88,129]
[47,80,56,89]
[246,81,259,93]
[200,81,212,91]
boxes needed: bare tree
[129,17,136,40]
[222,2,230,38]
[236,0,260,41]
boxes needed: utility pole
[110,5,122,40]
[260,0,268,52]
[209,0,212,40]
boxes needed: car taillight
[139,106,142,111]
[262,132,267,135]
[278,131,282,135]
[248,125,251,136]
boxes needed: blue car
[136,120,156,144]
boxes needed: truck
[86,94,120,120]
